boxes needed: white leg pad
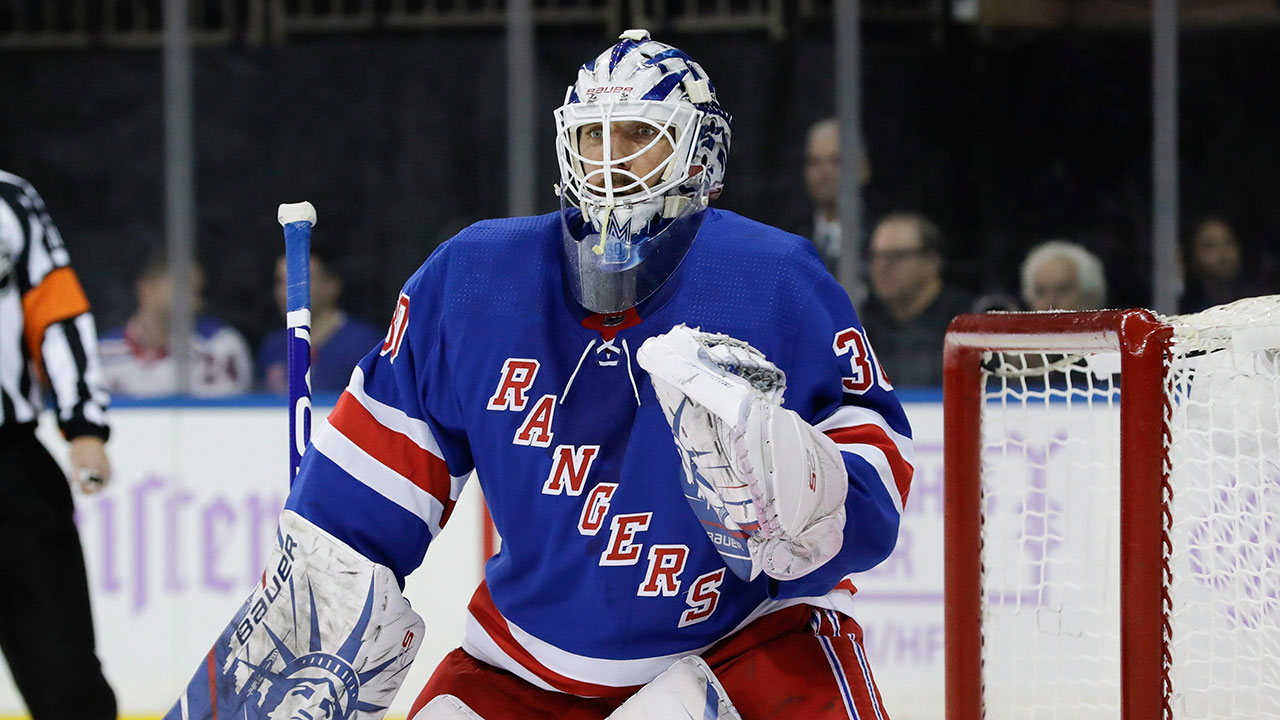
[606,656,743,720]
[410,695,486,720]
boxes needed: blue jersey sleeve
[766,244,914,600]
[285,247,474,584]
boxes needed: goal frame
[942,309,1173,720]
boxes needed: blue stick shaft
[282,218,313,485]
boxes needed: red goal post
[941,299,1280,719]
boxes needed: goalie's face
[577,120,676,196]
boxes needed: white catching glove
[637,325,848,581]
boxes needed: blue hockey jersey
[287,208,914,695]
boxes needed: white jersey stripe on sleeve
[346,365,438,454]
[343,366,469,500]
[815,404,913,511]
[74,313,110,426]
[311,421,446,537]
[814,404,914,467]
[40,323,80,418]
[0,292,37,425]
[829,438,904,515]
[346,367,461,467]
[22,197,55,286]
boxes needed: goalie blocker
[163,511,423,720]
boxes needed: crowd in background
[93,246,383,397]
[6,18,1280,397]
[789,119,1280,388]
[82,112,1278,397]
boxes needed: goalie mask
[555,29,732,314]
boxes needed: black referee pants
[0,427,116,720]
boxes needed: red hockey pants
[409,604,889,720]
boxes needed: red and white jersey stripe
[815,404,914,515]
[311,366,469,538]
[461,579,862,695]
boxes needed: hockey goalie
[166,28,913,720]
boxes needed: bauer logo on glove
[638,325,848,582]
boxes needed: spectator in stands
[860,212,974,387]
[1179,217,1274,313]
[801,118,872,273]
[1020,240,1108,311]
[1016,241,1116,389]
[99,253,253,396]
[257,248,383,393]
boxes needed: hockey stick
[277,201,316,485]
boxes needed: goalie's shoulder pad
[166,510,424,720]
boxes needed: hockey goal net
[943,296,1280,719]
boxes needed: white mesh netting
[978,346,1125,716]
[975,296,1280,719]
[1165,296,1280,718]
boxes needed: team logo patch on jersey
[380,292,411,361]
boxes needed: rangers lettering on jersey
[488,358,541,411]
[578,483,618,535]
[542,444,600,496]
[679,569,726,628]
[601,513,652,566]
[639,545,689,597]
[277,209,913,694]
[513,394,556,447]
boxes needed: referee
[0,170,116,719]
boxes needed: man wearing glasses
[860,212,975,387]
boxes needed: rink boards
[1,397,957,719]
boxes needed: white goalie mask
[555,29,732,314]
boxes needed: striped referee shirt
[0,170,109,439]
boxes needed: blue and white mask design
[555,29,732,313]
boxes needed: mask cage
[554,99,705,219]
